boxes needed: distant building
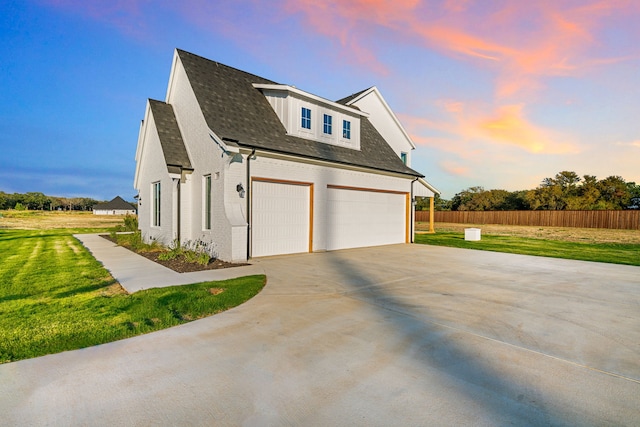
[93,196,136,215]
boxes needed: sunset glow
[1,0,638,198]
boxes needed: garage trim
[251,177,314,254]
[327,184,407,195]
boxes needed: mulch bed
[100,235,248,273]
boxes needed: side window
[301,107,311,129]
[400,152,408,165]
[323,114,332,134]
[152,181,161,226]
[204,175,212,230]
[342,120,351,139]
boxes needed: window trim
[342,120,351,139]
[152,181,161,227]
[204,174,212,230]
[323,114,332,135]
[400,152,408,165]
[301,107,311,130]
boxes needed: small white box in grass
[465,228,481,241]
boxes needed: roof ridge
[335,87,374,105]
[176,49,279,85]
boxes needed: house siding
[165,58,246,262]
[137,108,175,244]
[349,90,414,167]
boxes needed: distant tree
[79,198,99,211]
[627,182,640,209]
[50,197,64,211]
[0,191,8,210]
[444,171,637,212]
[14,202,26,210]
[555,171,581,192]
[416,194,451,211]
[451,186,485,211]
[573,175,601,210]
[24,192,50,210]
[434,194,452,211]
[597,176,630,209]
[500,190,530,210]
[416,193,452,211]
[527,171,582,210]
[8,193,25,209]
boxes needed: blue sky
[1,0,639,201]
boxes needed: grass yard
[0,228,265,363]
[415,224,640,266]
[0,210,125,230]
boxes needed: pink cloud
[282,0,640,100]
[616,140,640,148]
[400,101,579,155]
[280,0,423,74]
[439,160,470,177]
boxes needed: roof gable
[148,99,192,173]
[175,49,421,177]
[335,87,374,105]
[93,196,135,210]
[339,86,416,150]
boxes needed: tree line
[419,171,640,211]
[0,191,103,211]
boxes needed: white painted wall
[165,53,248,262]
[348,89,415,166]
[134,102,175,245]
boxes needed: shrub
[112,214,139,232]
[196,252,210,266]
[123,214,138,231]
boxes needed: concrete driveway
[1,244,639,426]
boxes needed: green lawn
[415,232,640,266]
[0,229,265,363]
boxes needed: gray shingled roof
[148,99,192,174]
[176,49,422,177]
[335,87,372,105]
[93,196,135,211]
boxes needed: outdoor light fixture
[236,183,245,198]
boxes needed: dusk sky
[1,0,639,201]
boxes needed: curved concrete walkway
[74,233,265,292]
[1,244,639,425]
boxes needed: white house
[93,196,136,215]
[134,49,439,263]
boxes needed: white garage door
[252,180,311,257]
[327,186,407,251]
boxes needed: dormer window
[254,83,365,150]
[323,114,332,135]
[343,120,351,139]
[400,152,408,165]
[301,107,311,129]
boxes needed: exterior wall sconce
[236,183,245,198]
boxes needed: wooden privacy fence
[415,210,640,230]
